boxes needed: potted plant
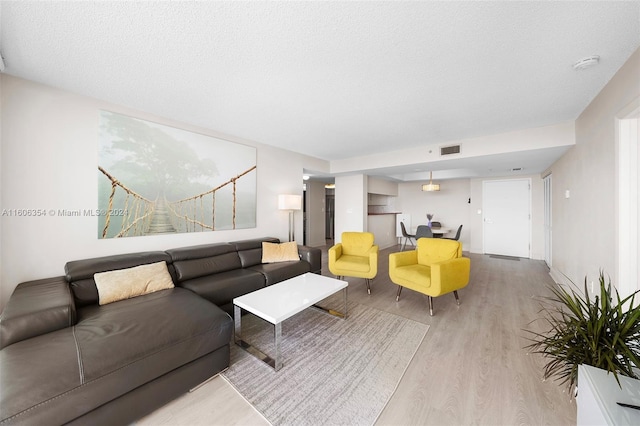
[524,271,640,395]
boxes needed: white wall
[334,174,367,243]
[547,48,640,289]
[368,176,398,196]
[0,76,328,309]
[367,214,397,249]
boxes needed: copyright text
[1,209,128,217]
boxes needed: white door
[483,179,531,258]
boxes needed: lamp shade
[422,183,440,192]
[278,194,302,210]
[421,171,440,192]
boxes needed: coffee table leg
[234,305,281,371]
[274,322,282,371]
[234,304,241,344]
[312,287,348,319]
[343,286,348,320]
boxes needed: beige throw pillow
[261,241,300,263]
[94,261,174,305]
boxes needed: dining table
[430,227,451,236]
[412,226,451,236]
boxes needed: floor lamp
[278,194,302,242]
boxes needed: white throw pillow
[94,261,174,305]
[261,241,300,263]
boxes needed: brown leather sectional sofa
[0,237,321,425]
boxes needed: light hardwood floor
[139,244,576,425]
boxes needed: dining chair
[444,224,463,241]
[400,222,416,251]
[430,221,443,237]
[415,225,433,239]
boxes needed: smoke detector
[573,55,600,71]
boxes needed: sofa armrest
[0,276,76,349]
[298,245,322,274]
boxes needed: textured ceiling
[1,1,639,181]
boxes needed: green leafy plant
[525,271,640,394]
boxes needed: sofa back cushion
[65,251,174,307]
[167,243,242,282]
[234,237,280,267]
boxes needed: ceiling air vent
[440,145,461,156]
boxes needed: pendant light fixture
[421,171,440,192]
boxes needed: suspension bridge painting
[98,111,257,239]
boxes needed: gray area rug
[222,302,429,426]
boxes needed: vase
[427,220,432,228]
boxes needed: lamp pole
[278,194,302,243]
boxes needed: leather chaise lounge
[0,237,321,425]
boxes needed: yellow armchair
[389,238,470,315]
[329,232,378,294]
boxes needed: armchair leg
[396,286,403,301]
[453,290,460,305]
[428,296,434,316]
[365,279,371,295]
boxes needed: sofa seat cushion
[249,261,311,286]
[0,288,232,426]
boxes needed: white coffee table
[233,272,348,371]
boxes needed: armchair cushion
[333,254,375,273]
[391,264,432,290]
